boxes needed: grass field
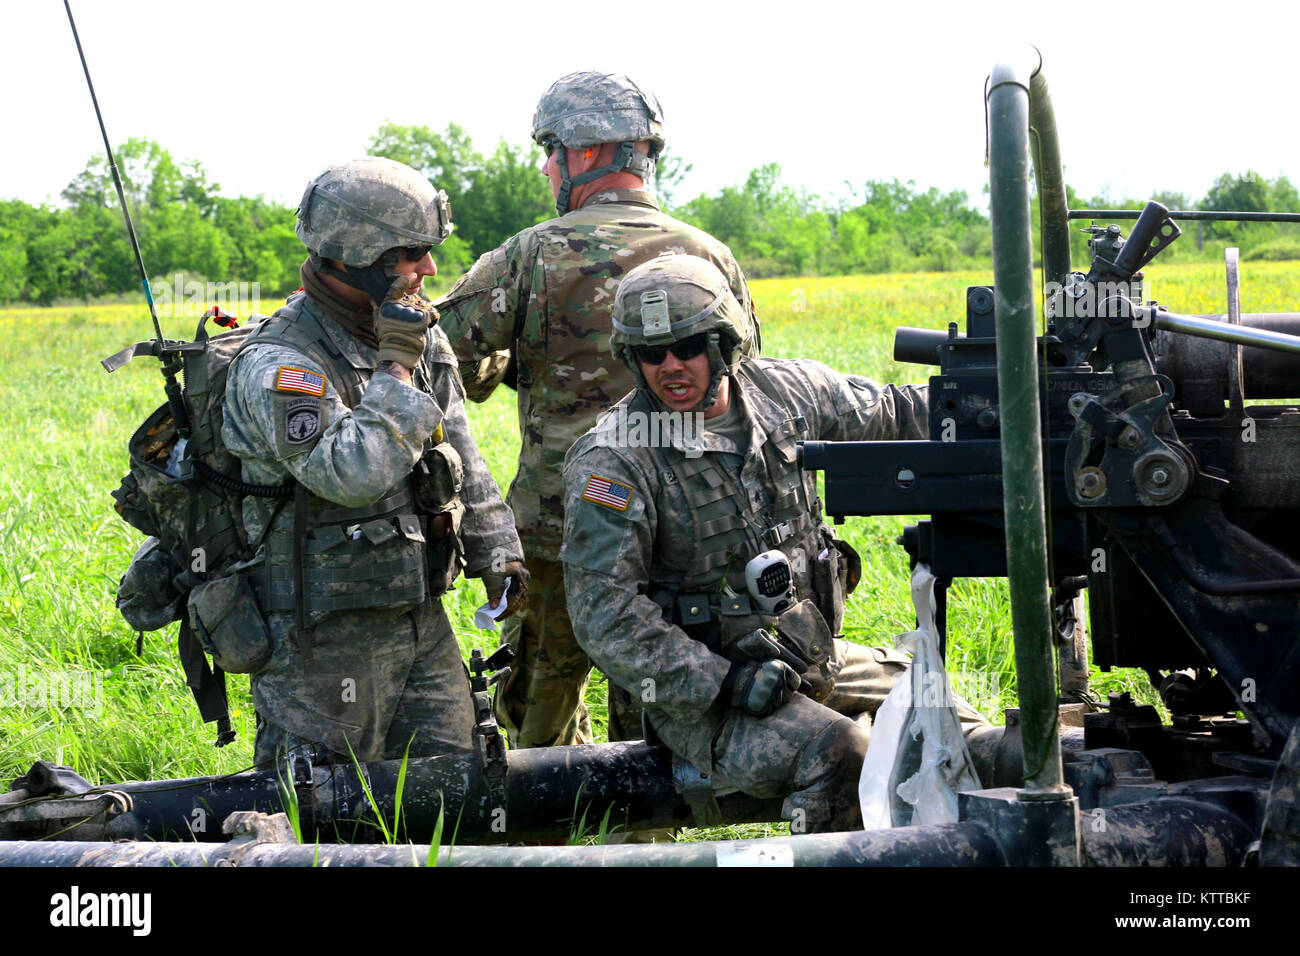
[2,258,1297,840]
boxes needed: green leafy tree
[653,152,693,211]
[463,139,553,254]
[0,225,27,302]
[368,124,552,266]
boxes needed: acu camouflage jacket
[561,356,929,721]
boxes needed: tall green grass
[2,258,1296,832]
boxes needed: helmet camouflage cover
[611,254,755,365]
[531,71,665,152]
[295,156,452,266]
[611,254,756,409]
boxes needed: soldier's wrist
[376,359,413,383]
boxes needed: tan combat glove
[374,275,436,369]
[479,561,530,620]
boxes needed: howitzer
[7,49,1299,868]
[801,50,1300,864]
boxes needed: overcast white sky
[4,0,1297,214]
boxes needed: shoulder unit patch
[582,474,634,511]
[275,366,326,396]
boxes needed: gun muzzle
[895,327,959,366]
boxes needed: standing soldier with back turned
[437,72,759,748]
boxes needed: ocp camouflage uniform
[223,292,522,767]
[562,355,983,830]
[436,187,757,748]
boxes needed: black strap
[176,620,234,741]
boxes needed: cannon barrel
[1,743,786,844]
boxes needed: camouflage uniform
[223,292,522,767]
[436,188,757,748]
[562,352,970,830]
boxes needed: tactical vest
[234,294,464,627]
[634,363,854,675]
[110,295,463,745]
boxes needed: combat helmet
[296,156,453,301]
[532,71,664,215]
[611,254,757,410]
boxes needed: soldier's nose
[659,352,686,372]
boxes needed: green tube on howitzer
[1028,71,1070,292]
[986,52,1066,796]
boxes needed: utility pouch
[425,498,465,598]
[118,535,186,632]
[413,441,465,598]
[187,563,273,674]
[773,599,837,702]
[413,441,463,513]
[772,599,833,668]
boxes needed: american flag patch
[583,474,634,511]
[275,366,326,396]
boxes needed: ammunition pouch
[187,558,273,674]
[255,488,430,623]
[413,440,465,597]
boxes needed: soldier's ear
[578,143,612,174]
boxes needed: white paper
[473,577,514,631]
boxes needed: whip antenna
[65,0,190,437]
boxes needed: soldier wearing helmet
[561,255,987,831]
[222,157,525,767]
[436,72,759,750]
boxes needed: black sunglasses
[400,245,433,262]
[633,333,709,366]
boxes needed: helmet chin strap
[308,252,400,305]
[699,331,730,411]
[553,140,657,215]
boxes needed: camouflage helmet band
[610,285,727,346]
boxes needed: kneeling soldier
[562,254,983,831]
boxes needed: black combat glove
[479,561,530,619]
[374,274,435,369]
[721,658,801,717]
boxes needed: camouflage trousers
[645,640,989,831]
[492,556,595,749]
[253,599,475,769]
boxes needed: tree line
[2,124,1297,305]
